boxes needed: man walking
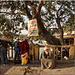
[12,37,20,64]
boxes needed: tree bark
[27,1,60,45]
[0,1,61,45]
[56,4,64,45]
[56,16,64,45]
[36,13,60,45]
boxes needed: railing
[7,47,13,59]
[39,45,73,60]
[29,44,74,62]
[7,45,74,62]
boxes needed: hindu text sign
[28,19,38,37]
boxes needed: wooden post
[61,47,63,60]
[73,36,75,59]
[11,47,13,58]
[8,47,10,59]
[54,47,56,59]
[35,44,39,60]
[64,40,66,44]
[69,46,74,59]
[56,48,58,60]
[53,47,55,58]
[30,36,35,63]
[37,45,39,60]
[32,45,35,63]
[29,43,33,62]
[69,40,70,45]
[74,37,75,45]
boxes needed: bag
[14,41,19,48]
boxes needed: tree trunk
[56,17,64,45]
[36,14,60,45]
[27,2,61,45]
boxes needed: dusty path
[0,60,75,75]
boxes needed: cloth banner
[28,19,38,37]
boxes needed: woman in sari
[19,39,29,65]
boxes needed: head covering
[16,37,19,40]
[44,46,49,51]
[22,38,26,41]
[1,35,9,41]
[50,47,53,52]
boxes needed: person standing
[1,34,12,66]
[12,37,20,64]
[19,39,29,65]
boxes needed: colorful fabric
[19,39,29,54]
[19,39,29,64]
[21,52,29,65]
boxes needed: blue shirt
[12,41,20,52]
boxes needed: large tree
[0,1,74,45]
[42,1,75,45]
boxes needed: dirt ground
[0,60,75,75]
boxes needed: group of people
[12,37,29,65]
[0,34,29,66]
[0,34,55,69]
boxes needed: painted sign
[28,19,38,37]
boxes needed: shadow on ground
[0,60,74,74]
[0,60,14,74]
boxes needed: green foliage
[0,15,12,32]
[41,1,75,34]
[0,1,74,42]
[0,15,19,38]
[63,14,74,33]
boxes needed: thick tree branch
[0,7,30,16]
[11,1,16,12]
[56,4,64,45]
[36,1,43,14]
[0,12,26,15]
[56,17,63,45]
[36,14,60,45]
[32,4,36,19]
[24,1,32,20]
[57,4,63,17]
[27,1,36,19]
[28,1,34,7]
[57,4,63,12]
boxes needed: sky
[0,1,74,36]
